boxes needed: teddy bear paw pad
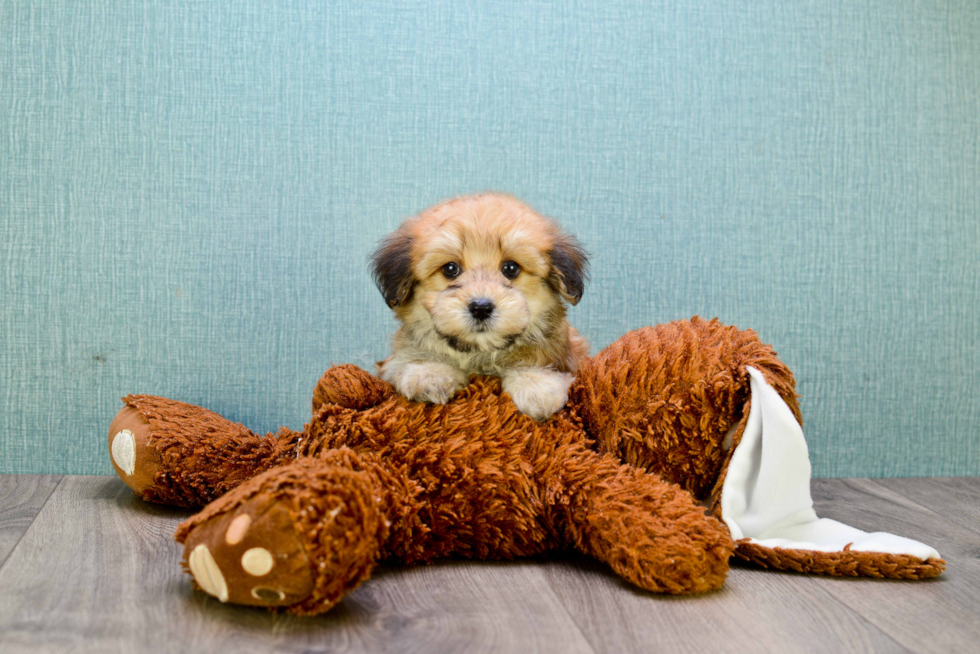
[188,544,229,602]
[107,405,165,494]
[181,495,316,608]
[241,547,274,576]
[110,430,136,476]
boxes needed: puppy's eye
[501,260,521,279]
[441,262,461,279]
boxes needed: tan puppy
[371,193,589,420]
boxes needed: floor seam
[869,478,980,539]
[797,576,916,654]
[538,566,601,654]
[811,478,967,653]
[0,475,65,573]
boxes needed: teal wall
[2,1,978,477]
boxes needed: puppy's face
[372,194,587,354]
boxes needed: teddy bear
[107,317,944,615]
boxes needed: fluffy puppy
[371,193,589,421]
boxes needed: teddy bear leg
[174,451,392,615]
[108,395,300,507]
[556,447,735,594]
[573,317,801,501]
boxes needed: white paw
[387,361,469,404]
[502,368,574,421]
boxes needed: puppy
[371,193,589,421]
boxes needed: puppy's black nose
[468,298,495,321]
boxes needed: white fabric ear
[720,367,940,559]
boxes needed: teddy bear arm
[108,395,303,507]
[552,445,735,594]
[311,364,396,415]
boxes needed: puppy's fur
[371,193,589,420]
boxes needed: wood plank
[544,478,980,654]
[1,475,977,653]
[309,561,596,654]
[0,475,61,568]
[801,478,980,654]
[873,477,980,537]
[0,475,595,654]
[542,550,908,654]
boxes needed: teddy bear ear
[370,227,416,308]
[547,233,590,305]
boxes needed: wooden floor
[0,476,977,654]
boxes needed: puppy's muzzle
[467,298,495,322]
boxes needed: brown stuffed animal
[107,318,944,615]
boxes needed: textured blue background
[2,1,978,476]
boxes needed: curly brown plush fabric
[735,541,946,579]
[107,317,943,616]
[573,319,800,501]
[109,398,300,507]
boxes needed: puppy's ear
[370,228,416,308]
[547,233,589,305]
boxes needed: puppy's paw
[386,361,469,404]
[502,367,574,421]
